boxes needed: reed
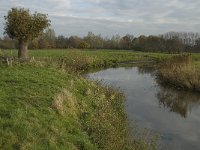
[157,54,200,92]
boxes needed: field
[0,49,173,73]
[2,49,200,149]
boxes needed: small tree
[78,41,90,50]
[4,8,50,59]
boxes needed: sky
[1,0,200,37]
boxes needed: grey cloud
[51,15,200,37]
[0,0,200,37]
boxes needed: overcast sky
[1,0,200,37]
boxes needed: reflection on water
[157,86,200,118]
[137,65,156,75]
[87,66,200,150]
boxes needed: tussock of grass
[52,89,78,116]
[157,54,200,91]
[81,82,131,150]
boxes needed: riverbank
[156,54,200,92]
[0,49,172,73]
[0,50,162,149]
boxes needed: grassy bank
[0,49,161,149]
[1,49,172,73]
[0,64,133,149]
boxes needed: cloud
[1,0,200,37]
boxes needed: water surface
[87,66,200,150]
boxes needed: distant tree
[44,28,56,48]
[110,35,121,49]
[28,38,38,49]
[56,35,68,48]
[84,32,95,48]
[31,29,56,49]
[4,8,50,59]
[121,34,134,49]
[38,34,49,49]
[165,38,184,53]
[195,38,200,46]
[78,41,90,50]
[0,36,17,49]
[68,36,81,48]
[84,32,104,49]
[133,35,147,51]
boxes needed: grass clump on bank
[157,54,200,92]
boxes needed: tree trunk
[18,41,28,59]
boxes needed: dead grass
[52,89,78,116]
[157,54,200,91]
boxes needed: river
[87,66,200,150]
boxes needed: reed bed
[157,54,200,92]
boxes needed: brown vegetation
[157,54,200,92]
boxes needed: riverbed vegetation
[157,54,200,92]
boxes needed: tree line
[1,30,200,53]
[2,7,200,59]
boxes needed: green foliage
[4,8,50,42]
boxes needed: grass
[1,49,172,73]
[0,49,163,150]
[0,64,133,149]
[0,49,171,59]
